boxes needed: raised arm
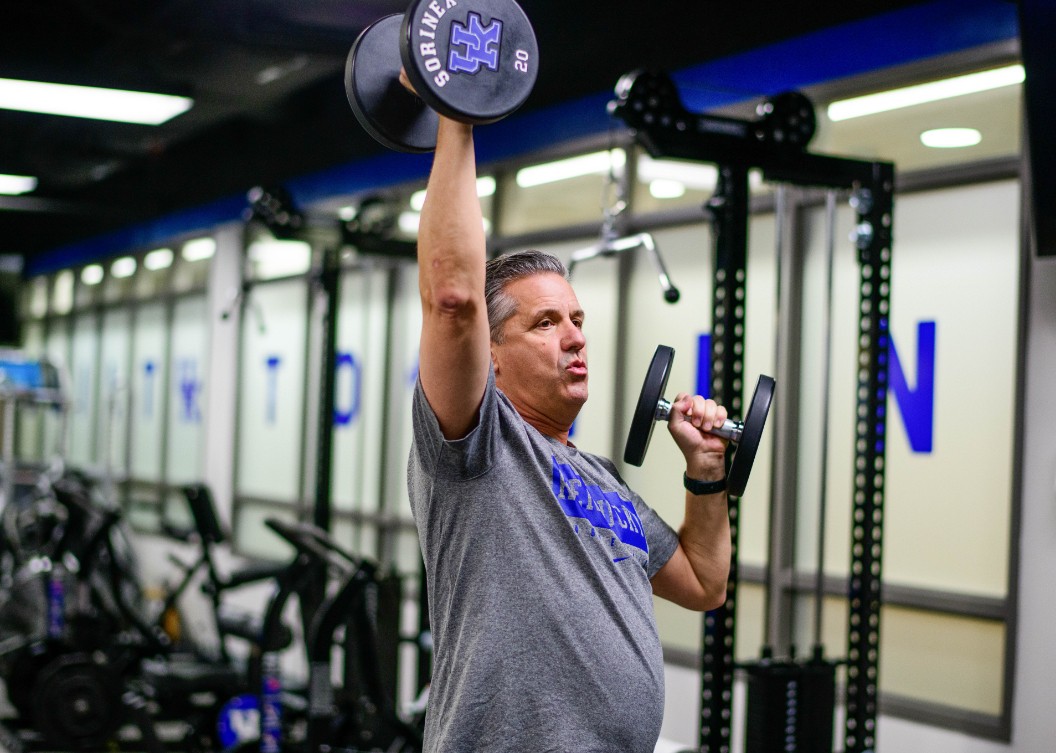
[416,115,492,440]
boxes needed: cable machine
[608,70,894,753]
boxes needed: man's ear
[490,345,500,375]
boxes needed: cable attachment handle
[568,156,681,303]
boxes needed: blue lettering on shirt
[551,456,648,556]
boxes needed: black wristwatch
[683,472,727,496]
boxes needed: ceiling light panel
[827,64,1024,121]
[0,174,38,195]
[0,78,193,125]
[516,150,626,188]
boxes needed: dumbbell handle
[655,399,744,443]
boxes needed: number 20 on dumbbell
[345,0,539,152]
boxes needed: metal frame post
[700,164,750,753]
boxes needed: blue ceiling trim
[476,92,619,164]
[285,92,618,205]
[673,0,1019,112]
[25,0,1018,277]
[284,151,433,207]
[25,195,247,275]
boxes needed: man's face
[491,272,588,430]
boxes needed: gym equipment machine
[609,70,894,753]
[264,518,420,753]
[0,472,169,752]
[0,469,297,751]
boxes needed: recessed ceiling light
[81,264,104,286]
[144,248,174,271]
[827,64,1024,121]
[649,179,687,199]
[182,237,216,262]
[920,127,982,148]
[110,256,137,278]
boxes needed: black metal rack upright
[610,70,894,753]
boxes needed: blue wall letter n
[888,321,936,454]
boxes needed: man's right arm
[416,117,492,440]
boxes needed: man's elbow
[424,283,481,321]
[685,582,727,613]
[675,574,726,612]
[704,585,729,612]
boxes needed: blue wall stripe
[25,0,1017,276]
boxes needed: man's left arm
[650,393,732,611]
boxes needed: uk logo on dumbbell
[345,0,539,152]
[446,13,503,77]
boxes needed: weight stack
[744,659,836,753]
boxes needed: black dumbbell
[345,0,539,153]
[624,345,775,497]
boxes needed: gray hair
[484,250,568,343]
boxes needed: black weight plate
[4,647,53,719]
[400,0,539,125]
[727,375,775,497]
[346,14,438,153]
[624,345,675,467]
[32,654,122,748]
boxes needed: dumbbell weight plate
[624,345,675,468]
[725,373,775,497]
[346,14,439,153]
[400,0,539,125]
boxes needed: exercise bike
[201,513,422,753]
[263,518,422,753]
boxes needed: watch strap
[683,472,727,496]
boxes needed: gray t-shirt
[408,368,680,753]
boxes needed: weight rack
[609,70,895,753]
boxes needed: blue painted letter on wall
[333,351,362,427]
[696,333,712,399]
[143,360,156,418]
[177,358,202,424]
[888,321,936,454]
[265,355,282,425]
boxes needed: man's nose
[563,321,586,350]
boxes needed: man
[407,112,732,752]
